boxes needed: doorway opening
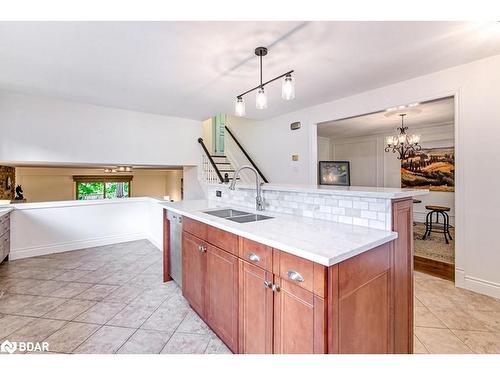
[316,96,456,281]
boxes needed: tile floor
[1,239,499,354]
[0,240,230,354]
[414,271,500,354]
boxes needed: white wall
[183,166,206,200]
[317,136,331,163]
[231,53,500,298]
[227,114,313,184]
[326,124,455,225]
[9,197,164,260]
[14,167,183,203]
[0,91,201,167]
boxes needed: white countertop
[161,200,398,266]
[223,183,428,199]
[0,207,13,217]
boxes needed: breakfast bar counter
[161,184,427,354]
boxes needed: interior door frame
[308,89,462,286]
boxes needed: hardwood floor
[414,256,455,281]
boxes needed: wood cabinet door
[238,260,273,354]
[206,244,239,353]
[273,278,326,354]
[182,231,206,318]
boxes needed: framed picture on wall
[319,161,351,186]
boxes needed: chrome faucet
[229,165,264,211]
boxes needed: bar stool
[422,205,453,244]
[412,199,422,226]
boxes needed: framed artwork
[319,161,351,186]
[401,140,454,192]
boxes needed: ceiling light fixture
[105,166,132,173]
[235,97,246,116]
[385,114,421,160]
[234,46,294,116]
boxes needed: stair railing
[224,126,269,183]
[198,138,224,184]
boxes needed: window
[73,176,132,200]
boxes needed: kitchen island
[161,184,427,354]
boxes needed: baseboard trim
[454,267,500,299]
[9,232,146,260]
[147,236,162,251]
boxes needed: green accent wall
[212,113,226,155]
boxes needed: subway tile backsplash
[207,185,392,230]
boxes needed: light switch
[292,154,299,161]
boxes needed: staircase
[210,155,240,183]
[198,128,267,185]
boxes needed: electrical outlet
[216,190,222,197]
[292,154,299,161]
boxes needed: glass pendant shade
[235,97,245,117]
[411,134,421,144]
[281,74,295,100]
[256,87,268,109]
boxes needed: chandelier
[234,46,295,117]
[384,114,421,160]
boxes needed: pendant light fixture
[384,114,421,160]
[235,97,245,116]
[234,46,294,116]
[256,87,268,109]
[282,73,295,100]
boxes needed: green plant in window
[77,182,104,200]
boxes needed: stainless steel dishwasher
[167,211,182,288]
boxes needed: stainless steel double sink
[203,208,273,223]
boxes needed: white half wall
[8,197,164,260]
[230,53,500,298]
[0,91,202,167]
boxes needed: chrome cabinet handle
[264,281,272,289]
[272,284,281,293]
[287,270,304,283]
[198,244,207,253]
[248,252,260,263]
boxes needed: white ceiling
[317,97,454,139]
[0,21,499,121]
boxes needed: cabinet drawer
[276,251,326,297]
[183,217,207,240]
[207,225,238,255]
[0,214,9,237]
[239,237,273,272]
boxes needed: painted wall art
[401,141,454,192]
[319,161,351,186]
